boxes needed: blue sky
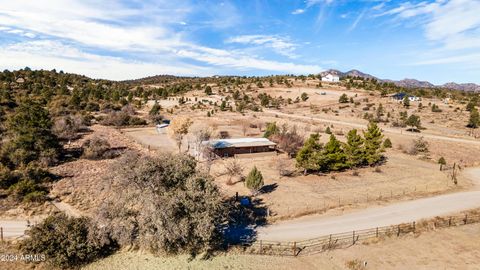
[0,0,479,84]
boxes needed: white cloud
[226,35,299,58]
[348,10,366,32]
[378,0,480,68]
[0,40,213,79]
[292,9,306,15]
[0,0,322,78]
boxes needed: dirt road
[257,167,480,241]
[264,109,480,146]
[0,220,29,239]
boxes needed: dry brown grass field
[81,223,480,270]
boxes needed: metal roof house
[391,93,420,102]
[202,138,277,158]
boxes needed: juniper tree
[438,156,446,171]
[2,100,60,167]
[468,108,479,128]
[245,166,264,195]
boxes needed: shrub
[82,137,111,160]
[21,213,116,269]
[245,166,264,195]
[97,152,227,255]
[53,115,86,140]
[339,93,349,103]
[383,138,392,148]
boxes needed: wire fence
[236,212,480,257]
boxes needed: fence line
[237,212,480,256]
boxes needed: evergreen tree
[149,101,161,116]
[467,108,479,128]
[438,156,446,171]
[403,96,410,108]
[245,166,264,195]
[263,122,279,138]
[204,86,212,95]
[296,133,322,173]
[344,129,365,167]
[363,121,384,165]
[321,134,349,171]
[339,93,349,103]
[406,114,421,131]
[2,100,60,167]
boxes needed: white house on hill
[322,73,340,83]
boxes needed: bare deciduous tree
[168,117,193,152]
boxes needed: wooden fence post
[397,225,400,237]
[464,214,468,225]
[449,217,452,227]
[293,242,297,256]
[260,240,263,253]
[0,227,3,242]
[376,227,378,238]
[413,221,415,233]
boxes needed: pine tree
[363,121,384,165]
[245,166,264,195]
[345,129,365,167]
[322,134,349,171]
[296,133,322,173]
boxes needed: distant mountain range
[321,69,480,92]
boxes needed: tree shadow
[260,183,278,194]
[222,196,268,247]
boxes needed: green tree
[205,85,212,95]
[339,93,349,103]
[383,138,392,148]
[406,114,421,131]
[263,122,279,138]
[301,92,309,101]
[403,96,410,108]
[438,156,446,171]
[245,166,264,195]
[2,100,60,167]
[149,101,162,116]
[21,213,114,269]
[344,129,365,167]
[467,108,479,128]
[363,121,384,165]
[296,133,323,173]
[322,134,349,171]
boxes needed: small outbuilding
[202,137,277,158]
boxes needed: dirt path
[264,109,480,145]
[0,200,83,239]
[257,167,480,241]
[0,220,29,239]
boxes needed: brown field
[81,223,480,270]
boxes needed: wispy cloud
[348,10,366,32]
[378,0,480,68]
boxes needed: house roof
[202,138,276,149]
